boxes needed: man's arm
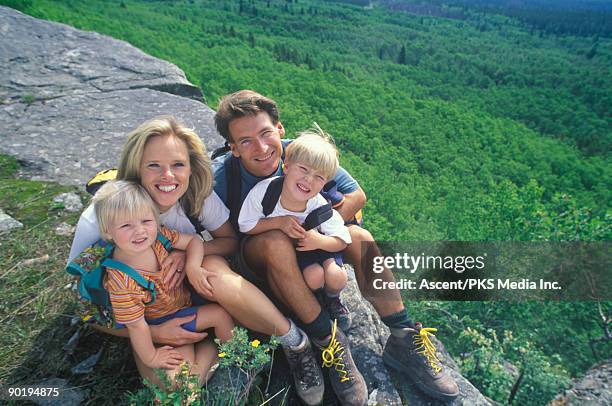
[335,187,367,222]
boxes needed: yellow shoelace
[321,320,350,382]
[414,327,442,374]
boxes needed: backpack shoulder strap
[185,213,205,235]
[156,231,174,252]
[101,258,157,305]
[262,177,285,217]
[226,155,242,232]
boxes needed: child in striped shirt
[93,180,234,384]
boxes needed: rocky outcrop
[0,5,491,405]
[550,360,611,406]
[0,6,223,187]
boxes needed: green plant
[21,93,35,105]
[127,362,201,406]
[126,327,279,405]
[457,326,571,404]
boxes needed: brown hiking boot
[315,320,368,406]
[383,322,459,401]
[282,334,325,405]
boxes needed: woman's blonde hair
[285,123,339,180]
[116,116,212,217]
[93,180,159,242]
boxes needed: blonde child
[238,125,352,330]
[93,180,234,385]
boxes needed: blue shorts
[147,306,199,332]
[297,249,343,272]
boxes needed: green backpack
[66,232,172,328]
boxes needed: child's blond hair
[285,123,339,180]
[93,180,159,242]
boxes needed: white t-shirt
[68,191,229,262]
[238,177,351,244]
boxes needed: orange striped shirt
[104,227,192,325]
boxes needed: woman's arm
[205,221,238,257]
[68,205,102,263]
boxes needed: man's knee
[348,225,374,244]
[246,230,294,260]
[245,231,299,276]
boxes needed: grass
[0,154,142,405]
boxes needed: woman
[69,116,309,388]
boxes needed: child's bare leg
[195,304,234,342]
[302,263,325,290]
[194,337,219,385]
[322,259,347,295]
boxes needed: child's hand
[277,216,306,239]
[296,230,323,251]
[147,345,184,369]
[187,267,214,298]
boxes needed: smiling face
[228,112,284,178]
[108,209,158,256]
[282,160,328,209]
[139,135,191,213]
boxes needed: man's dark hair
[214,90,280,143]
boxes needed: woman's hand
[147,345,184,369]
[163,250,187,289]
[149,315,208,346]
[187,267,215,298]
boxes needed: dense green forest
[2,0,611,404]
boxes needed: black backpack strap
[226,155,242,232]
[187,213,205,235]
[211,143,231,160]
[262,177,285,217]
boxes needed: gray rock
[0,6,223,187]
[55,221,75,236]
[32,377,87,406]
[0,208,23,232]
[550,359,611,406]
[53,192,83,213]
[0,6,202,103]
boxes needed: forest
[1,0,610,404]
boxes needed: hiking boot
[383,322,459,401]
[325,295,352,332]
[283,334,325,405]
[316,320,367,406]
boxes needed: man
[212,90,459,403]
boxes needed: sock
[300,309,332,341]
[381,310,415,337]
[277,319,303,348]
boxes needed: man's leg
[244,230,368,406]
[344,225,459,401]
[344,225,406,318]
[244,230,323,327]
